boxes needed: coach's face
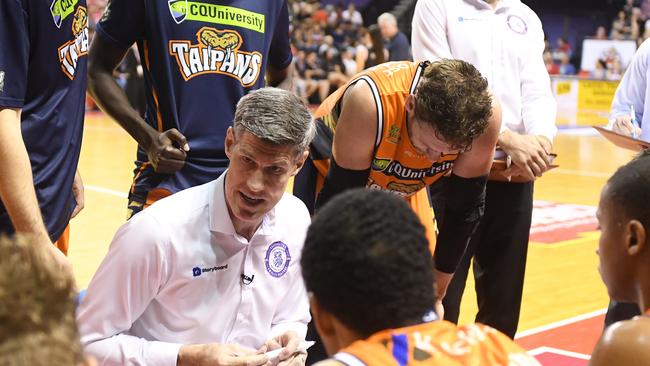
[224,127,307,238]
[597,186,639,303]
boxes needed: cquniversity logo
[50,0,79,28]
[192,267,201,277]
[169,0,188,24]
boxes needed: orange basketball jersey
[314,61,458,199]
[332,321,541,366]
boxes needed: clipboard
[593,126,650,151]
[489,152,558,183]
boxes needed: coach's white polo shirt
[77,172,311,366]
[412,0,557,141]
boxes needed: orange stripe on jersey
[130,162,152,195]
[337,321,541,366]
[143,41,164,132]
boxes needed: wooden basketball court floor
[70,112,636,364]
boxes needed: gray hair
[233,87,316,154]
[377,12,397,26]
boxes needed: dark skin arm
[87,37,188,174]
[267,63,291,89]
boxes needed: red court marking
[517,314,604,355]
[534,351,589,366]
[530,201,597,244]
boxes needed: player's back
[325,321,540,366]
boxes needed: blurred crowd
[86,0,645,106]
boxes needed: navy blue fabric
[0,0,88,241]
[96,0,292,202]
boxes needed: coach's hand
[612,114,642,137]
[144,128,189,174]
[499,131,552,181]
[177,343,269,366]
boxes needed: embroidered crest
[265,241,291,278]
[507,15,527,35]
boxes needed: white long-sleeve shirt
[411,0,557,141]
[77,172,311,366]
[609,38,650,141]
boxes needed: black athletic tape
[315,157,370,211]
[434,174,487,273]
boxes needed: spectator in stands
[340,48,357,78]
[641,0,650,21]
[328,3,343,26]
[544,51,559,75]
[355,25,387,73]
[624,0,637,18]
[559,53,576,75]
[555,37,573,59]
[311,2,328,26]
[593,59,608,79]
[590,151,650,366]
[323,48,348,91]
[594,25,609,40]
[612,10,633,39]
[305,51,330,103]
[377,12,411,61]
[341,3,363,27]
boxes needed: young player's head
[0,235,85,365]
[406,59,492,156]
[301,189,436,355]
[597,150,650,305]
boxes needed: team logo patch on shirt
[57,6,89,80]
[168,0,265,33]
[169,27,262,86]
[507,15,528,34]
[0,71,4,92]
[265,241,291,278]
[50,0,79,28]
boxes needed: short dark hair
[301,189,435,337]
[605,149,650,228]
[415,59,493,150]
[0,235,83,365]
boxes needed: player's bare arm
[267,63,291,89]
[452,98,503,178]
[331,81,378,170]
[87,37,188,174]
[0,108,73,275]
[314,81,378,209]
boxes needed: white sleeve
[520,15,558,141]
[609,39,649,126]
[411,0,452,62]
[77,213,181,366]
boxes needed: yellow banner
[169,2,265,33]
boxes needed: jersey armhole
[333,352,368,366]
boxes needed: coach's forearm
[0,108,50,241]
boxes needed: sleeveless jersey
[333,321,541,366]
[0,0,88,241]
[96,0,292,203]
[314,61,458,199]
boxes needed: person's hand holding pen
[612,104,642,138]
